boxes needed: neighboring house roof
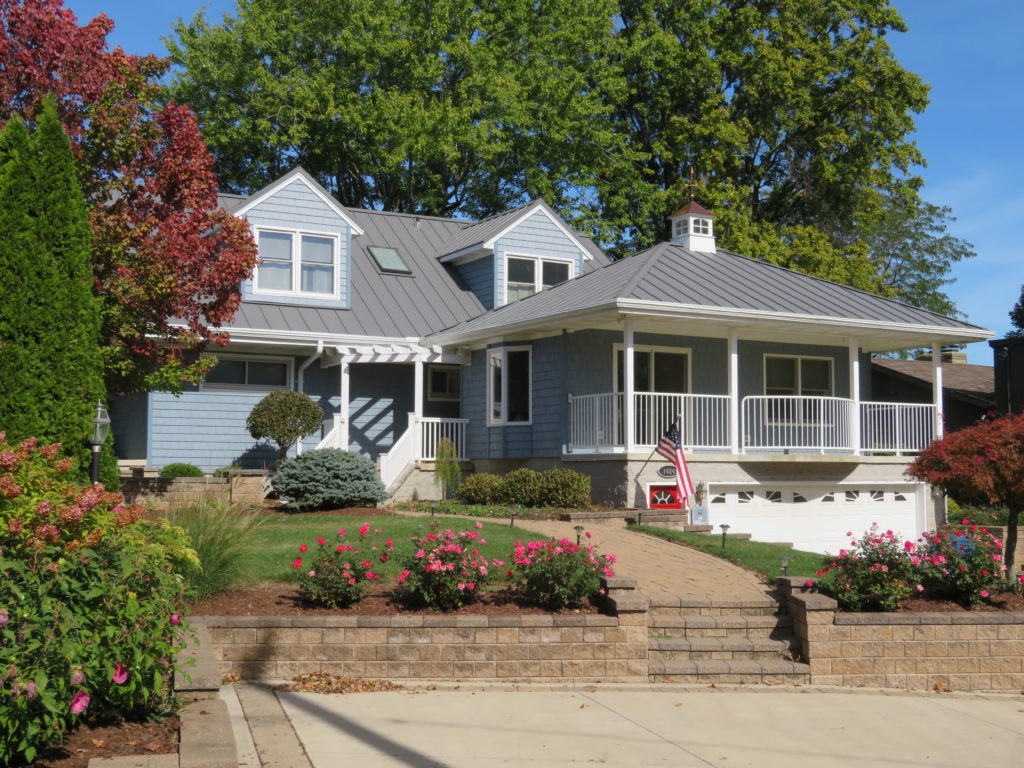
[871,358,996,409]
[427,242,991,351]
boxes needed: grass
[237,511,553,586]
[629,525,827,582]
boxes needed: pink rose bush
[815,522,1008,610]
[396,528,504,610]
[511,537,616,610]
[294,523,393,608]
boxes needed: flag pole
[633,413,681,506]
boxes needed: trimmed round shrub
[497,468,542,507]
[159,462,205,479]
[458,472,502,504]
[537,468,591,508]
[272,449,387,511]
[247,390,324,463]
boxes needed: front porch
[567,392,936,455]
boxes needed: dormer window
[254,228,339,298]
[505,254,571,303]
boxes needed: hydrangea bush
[0,434,190,764]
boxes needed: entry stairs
[647,594,810,684]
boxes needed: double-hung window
[255,228,339,298]
[488,347,531,425]
[764,356,833,397]
[505,255,571,303]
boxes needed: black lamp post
[574,525,585,545]
[90,400,111,485]
[720,523,731,549]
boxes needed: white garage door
[705,483,923,555]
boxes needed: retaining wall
[782,580,1024,691]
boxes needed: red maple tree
[908,413,1024,578]
[0,0,257,394]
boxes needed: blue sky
[64,1,1022,364]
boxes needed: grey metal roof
[427,242,989,344]
[437,200,543,258]
[230,209,486,338]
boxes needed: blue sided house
[112,168,992,553]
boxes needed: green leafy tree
[0,96,114,483]
[908,413,1024,579]
[1007,285,1024,338]
[247,390,324,464]
[167,0,621,219]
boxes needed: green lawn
[239,512,550,586]
[628,525,827,582]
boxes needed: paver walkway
[495,518,771,602]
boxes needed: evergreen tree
[0,97,112,483]
[1008,285,1024,338]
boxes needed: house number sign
[657,466,677,478]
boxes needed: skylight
[368,246,411,274]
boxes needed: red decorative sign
[648,484,683,510]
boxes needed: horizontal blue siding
[348,363,414,461]
[241,178,352,308]
[457,255,495,310]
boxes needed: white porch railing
[633,393,731,449]
[859,402,936,455]
[379,414,469,490]
[567,393,937,455]
[741,396,854,453]
[315,413,347,450]
[568,392,624,452]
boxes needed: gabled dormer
[438,199,595,310]
[235,167,364,308]
[669,200,716,253]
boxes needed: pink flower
[804,580,813,588]
[980,590,990,599]
[170,614,181,626]
[317,536,326,546]
[359,523,370,536]
[475,521,483,529]
[338,529,347,537]
[916,584,924,592]
[112,662,128,685]
[70,690,90,715]
[71,669,85,686]
[292,557,303,569]
[0,612,7,629]
[299,544,308,553]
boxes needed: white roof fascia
[615,300,993,342]
[482,204,593,261]
[438,245,489,265]
[216,325,423,347]
[428,304,618,347]
[233,170,366,236]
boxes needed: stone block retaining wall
[121,474,267,512]
[782,580,1024,692]
[207,613,649,683]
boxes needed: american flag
[655,420,695,510]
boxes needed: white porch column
[624,318,635,453]
[339,358,351,451]
[413,360,424,458]
[849,338,861,455]
[728,330,740,454]
[932,343,944,438]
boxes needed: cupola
[668,200,716,253]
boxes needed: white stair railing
[379,412,418,490]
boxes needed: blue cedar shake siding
[492,210,587,307]
[457,255,495,310]
[111,393,148,460]
[347,363,414,460]
[239,177,352,308]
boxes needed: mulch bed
[29,716,178,768]
[896,590,1024,612]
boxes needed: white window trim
[427,364,461,402]
[252,226,342,300]
[763,354,834,396]
[502,251,574,305]
[612,344,693,394]
[200,353,294,391]
[487,345,532,426]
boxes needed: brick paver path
[500,519,771,603]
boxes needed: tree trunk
[1004,506,1020,582]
